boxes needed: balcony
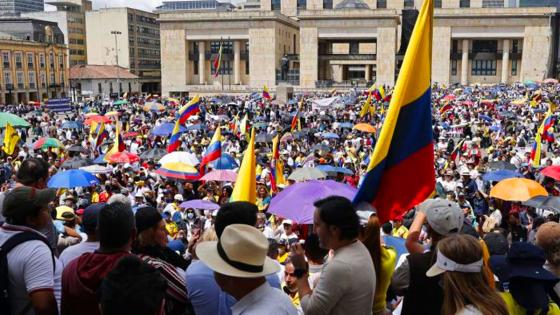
[50,64,54,69]
[468,50,503,59]
[510,50,523,59]
[40,63,45,69]
[15,62,22,69]
[188,51,249,62]
[276,69,300,86]
[286,54,299,61]
[17,83,24,89]
[316,80,372,88]
[3,62,9,68]
[28,63,34,68]
[318,54,376,61]
[29,83,36,89]
[4,83,13,91]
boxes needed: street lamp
[111,30,121,98]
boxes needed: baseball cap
[417,199,463,236]
[283,219,293,226]
[3,187,57,219]
[82,203,105,234]
[174,194,184,202]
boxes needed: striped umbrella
[156,162,200,181]
[31,137,64,150]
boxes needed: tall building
[0,17,69,104]
[155,0,235,12]
[22,0,92,66]
[0,0,43,16]
[85,7,160,94]
[159,0,560,96]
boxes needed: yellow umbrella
[490,178,548,202]
[105,111,119,117]
[353,123,376,133]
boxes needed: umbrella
[490,178,548,202]
[61,157,94,169]
[280,133,294,142]
[288,167,327,181]
[186,124,203,131]
[48,169,99,188]
[143,103,165,112]
[79,164,114,174]
[106,151,139,164]
[151,123,187,136]
[353,123,376,133]
[487,161,517,171]
[123,131,140,138]
[61,121,82,129]
[311,143,331,152]
[316,165,353,175]
[443,94,456,101]
[210,154,239,170]
[31,137,64,150]
[482,169,522,182]
[200,169,237,182]
[113,99,128,105]
[159,151,200,166]
[156,162,200,180]
[67,145,87,153]
[479,114,493,122]
[139,148,167,161]
[255,133,273,143]
[338,122,353,129]
[541,165,560,181]
[321,132,339,139]
[269,180,357,224]
[179,199,219,210]
[0,113,30,128]
[105,111,119,117]
[544,78,559,84]
[523,196,560,212]
[93,154,107,164]
[84,115,111,125]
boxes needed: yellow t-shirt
[282,284,301,309]
[392,226,409,239]
[278,252,289,264]
[165,221,179,239]
[373,246,397,313]
[501,292,560,315]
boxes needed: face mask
[187,213,194,220]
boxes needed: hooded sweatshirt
[61,251,130,315]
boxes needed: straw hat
[196,224,279,278]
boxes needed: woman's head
[135,207,168,248]
[536,222,560,266]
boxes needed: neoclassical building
[159,0,560,95]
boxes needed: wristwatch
[293,268,308,279]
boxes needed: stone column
[376,27,396,86]
[501,39,510,84]
[364,64,371,81]
[198,41,205,85]
[461,39,469,86]
[299,27,319,88]
[234,40,241,85]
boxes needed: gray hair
[107,193,131,208]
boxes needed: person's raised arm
[405,210,426,254]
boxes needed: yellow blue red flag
[353,0,434,223]
[263,85,271,100]
[167,120,183,153]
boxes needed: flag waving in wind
[270,134,286,192]
[3,123,19,155]
[359,92,372,118]
[178,95,201,124]
[263,85,271,100]
[291,100,303,131]
[213,42,223,78]
[200,126,222,174]
[105,122,125,161]
[231,128,256,203]
[94,122,109,154]
[353,0,434,223]
[167,120,183,153]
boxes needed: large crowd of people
[2,81,560,315]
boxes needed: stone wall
[161,26,187,96]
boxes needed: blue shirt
[186,260,281,315]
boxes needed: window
[460,0,470,7]
[511,59,518,76]
[49,52,54,68]
[50,73,55,84]
[434,0,442,7]
[212,60,232,75]
[110,82,113,94]
[404,0,414,8]
[512,39,519,53]
[472,40,498,53]
[15,52,22,69]
[451,60,457,75]
[40,72,46,88]
[39,54,45,68]
[3,51,10,68]
[271,0,281,11]
[323,0,333,9]
[98,82,102,94]
[16,72,24,89]
[29,71,36,88]
[27,52,34,67]
[297,0,306,9]
[60,72,64,85]
[119,82,122,93]
[349,42,359,54]
[471,59,497,76]
[482,0,504,7]
[376,0,386,8]
[452,40,459,52]
[128,82,132,93]
[4,71,11,84]
[210,41,232,54]
[59,55,63,68]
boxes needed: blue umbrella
[316,165,338,173]
[482,169,522,182]
[94,154,107,164]
[186,124,203,131]
[334,167,354,175]
[338,122,353,129]
[489,125,501,132]
[62,121,82,129]
[151,122,187,136]
[210,154,239,170]
[321,132,339,139]
[48,169,100,188]
[479,114,493,122]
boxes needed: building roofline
[158,10,299,27]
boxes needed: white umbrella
[159,151,200,166]
[79,164,114,174]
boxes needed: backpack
[0,231,55,314]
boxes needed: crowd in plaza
[3,79,560,315]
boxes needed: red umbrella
[462,100,474,106]
[123,131,140,138]
[443,94,456,101]
[106,151,139,164]
[84,115,112,125]
[541,165,560,181]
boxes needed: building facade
[23,0,92,66]
[155,0,235,12]
[85,7,161,94]
[0,17,69,104]
[0,0,43,16]
[159,0,560,96]
[69,64,141,100]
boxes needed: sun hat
[196,224,280,278]
[426,249,484,277]
[490,242,558,282]
[417,199,463,236]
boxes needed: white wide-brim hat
[196,224,280,278]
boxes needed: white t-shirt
[0,224,55,315]
[58,241,100,269]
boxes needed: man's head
[214,201,258,237]
[2,186,57,229]
[313,196,360,249]
[82,203,104,237]
[283,259,298,293]
[283,219,293,234]
[98,202,136,251]
[15,158,50,188]
[417,199,463,241]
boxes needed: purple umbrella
[180,199,219,210]
[269,180,357,224]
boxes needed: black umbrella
[487,161,517,171]
[139,148,167,161]
[255,134,273,143]
[523,195,560,212]
[67,145,88,153]
[311,143,331,152]
[61,157,94,169]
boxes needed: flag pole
[228,37,231,91]
[221,37,224,91]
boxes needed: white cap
[426,250,483,277]
[135,191,143,198]
[283,219,293,225]
[174,194,184,201]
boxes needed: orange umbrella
[353,123,376,133]
[490,178,548,202]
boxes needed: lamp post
[111,30,121,98]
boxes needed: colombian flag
[3,123,19,155]
[231,128,256,203]
[104,122,125,161]
[263,85,271,100]
[200,126,222,174]
[213,42,223,78]
[372,86,385,101]
[353,0,434,223]
[270,134,286,192]
[167,120,183,153]
[531,132,542,167]
[94,122,109,150]
[178,95,201,124]
[291,100,303,131]
[359,92,372,118]
[541,108,555,143]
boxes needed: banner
[47,98,72,112]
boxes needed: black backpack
[0,231,55,314]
